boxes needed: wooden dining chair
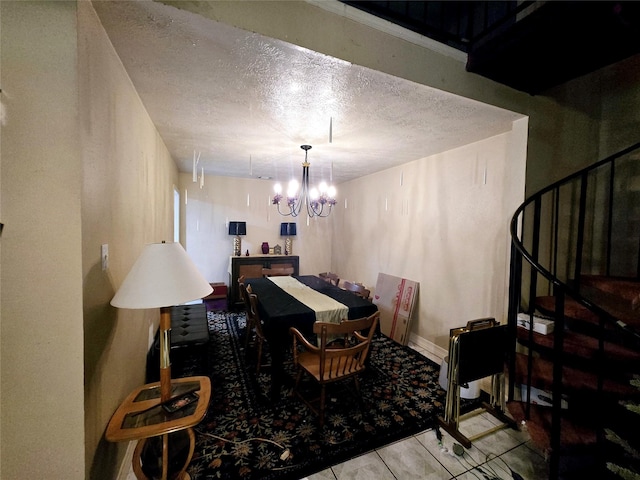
[262,266,294,277]
[319,272,340,286]
[290,311,380,426]
[245,290,268,373]
[343,281,371,301]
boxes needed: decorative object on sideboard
[228,221,246,256]
[273,244,282,255]
[280,222,297,255]
[261,242,270,254]
[272,145,336,218]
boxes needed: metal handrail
[510,141,640,338]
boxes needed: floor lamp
[111,241,212,402]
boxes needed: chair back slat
[248,293,264,337]
[343,281,371,300]
[238,279,251,311]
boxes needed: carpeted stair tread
[579,275,640,307]
[535,294,640,332]
[514,352,637,398]
[535,296,600,324]
[516,324,640,367]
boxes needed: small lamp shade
[228,221,246,236]
[280,222,297,236]
[111,242,212,309]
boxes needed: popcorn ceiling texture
[93,1,522,185]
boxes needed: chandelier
[272,145,337,218]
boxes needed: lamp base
[233,236,242,256]
[284,237,292,255]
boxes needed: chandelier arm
[276,202,294,217]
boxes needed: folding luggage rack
[437,318,518,448]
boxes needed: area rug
[182,311,474,480]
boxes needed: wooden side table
[106,376,211,480]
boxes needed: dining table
[244,274,379,402]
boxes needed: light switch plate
[101,244,109,271]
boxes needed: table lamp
[110,241,212,402]
[280,222,297,255]
[228,221,247,256]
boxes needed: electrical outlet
[101,244,109,271]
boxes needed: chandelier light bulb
[274,183,282,194]
[318,181,328,194]
[327,185,337,198]
[309,187,319,200]
[287,179,299,198]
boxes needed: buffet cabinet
[228,255,299,307]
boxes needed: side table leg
[132,439,148,480]
[179,428,196,480]
[162,433,169,480]
[131,429,196,480]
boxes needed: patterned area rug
[183,311,472,480]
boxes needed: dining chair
[245,290,268,373]
[289,311,380,426]
[262,266,294,277]
[319,272,340,286]
[343,281,371,301]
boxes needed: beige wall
[181,173,333,281]
[1,1,178,479]
[1,1,85,478]
[78,2,179,478]
[1,1,639,479]
[334,121,528,351]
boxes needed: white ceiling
[92,0,522,186]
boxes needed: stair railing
[508,141,640,479]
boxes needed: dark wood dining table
[244,275,379,401]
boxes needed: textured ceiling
[92,0,522,186]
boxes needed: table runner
[267,275,348,324]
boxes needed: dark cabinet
[228,255,299,307]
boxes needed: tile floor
[125,342,550,480]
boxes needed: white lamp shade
[111,242,213,309]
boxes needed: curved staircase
[507,142,640,479]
